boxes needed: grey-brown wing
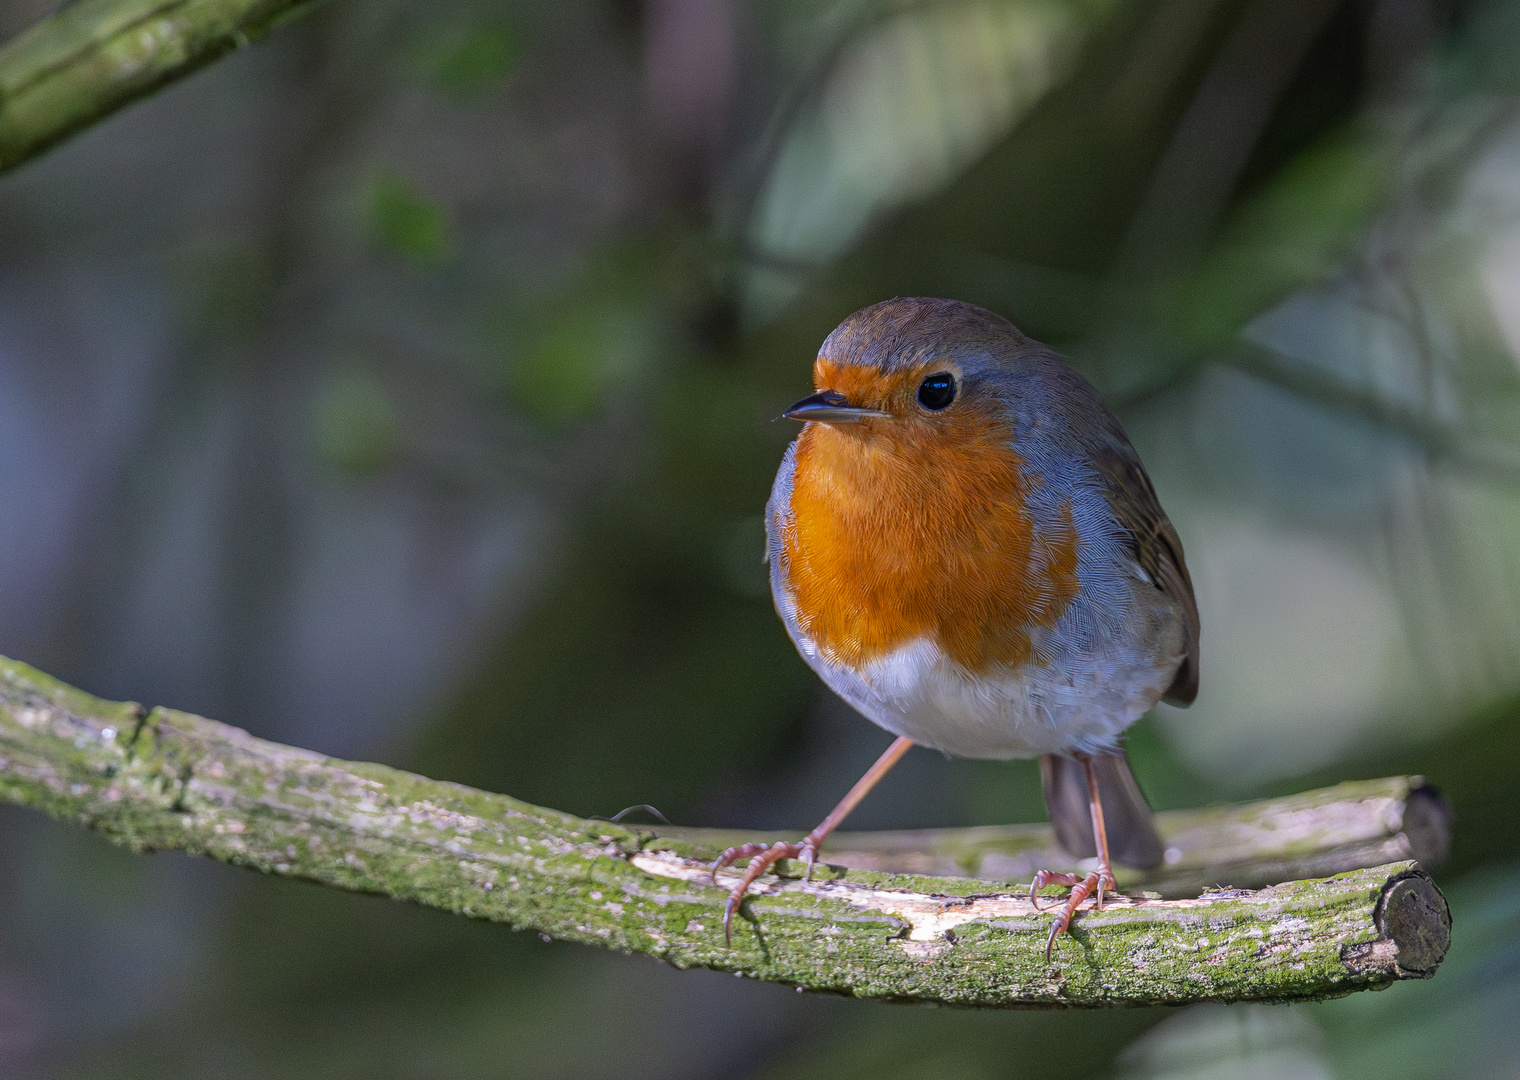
[1094,442,1200,706]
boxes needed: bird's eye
[917,372,956,411]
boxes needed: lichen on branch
[0,656,1451,1007]
[654,773,1451,899]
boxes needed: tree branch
[0,656,1451,1006]
[0,0,324,172]
[1225,340,1520,487]
[653,773,1452,899]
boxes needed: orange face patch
[782,363,1080,673]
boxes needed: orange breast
[783,408,1080,673]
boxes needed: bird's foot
[710,838,819,944]
[1029,865,1118,960]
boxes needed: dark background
[1,0,1519,1075]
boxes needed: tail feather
[1040,750,1164,870]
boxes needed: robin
[713,297,1199,956]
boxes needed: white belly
[796,630,1176,760]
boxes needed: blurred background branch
[1225,339,1520,483]
[0,657,1453,1006]
[0,0,324,172]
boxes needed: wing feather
[1092,441,1200,705]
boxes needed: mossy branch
[0,656,1451,1007]
[654,773,1452,899]
[0,0,323,172]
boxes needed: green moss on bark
[0,656,1450,1007]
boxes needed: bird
[711,297,1199,956]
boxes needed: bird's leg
[1029,754,1119,960]
[711,736,913,944]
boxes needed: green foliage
[311,368,401,477]
[365,170,454,266]
[171,239,277,345]
[1170,126,1391,348]
[485,237,699,424]
[404,18,519,102]
[741,0,1123,318]
[513,308,646,423]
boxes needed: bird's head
[783,298,1032,453]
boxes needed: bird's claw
[710,838,820,944]
[1029,866,1118,960]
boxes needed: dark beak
[782,390,891,423]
